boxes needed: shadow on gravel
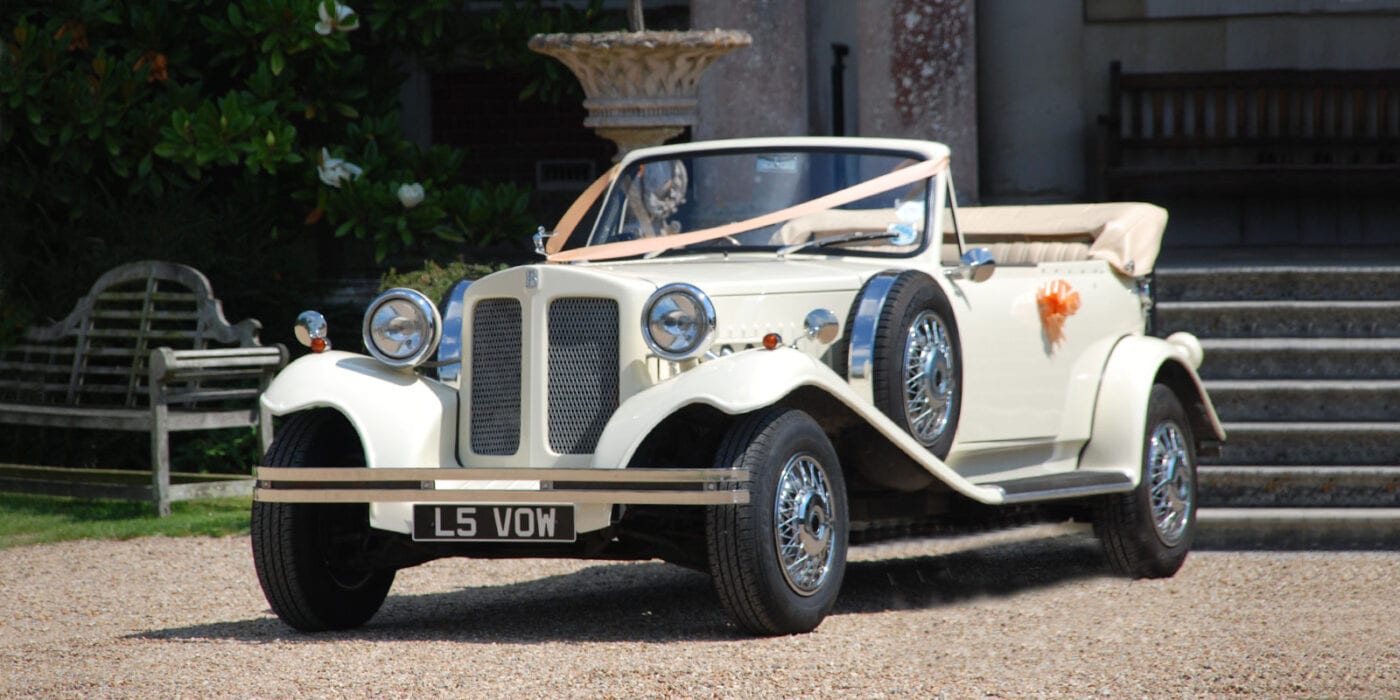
[133,535,1113,644]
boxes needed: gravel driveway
[3,524,1396,698]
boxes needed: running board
[984,471,1134,504]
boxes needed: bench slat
[1100,62,1400,197]
[0,361,75,374]
[91,309,202,322]
[96,291,198,302]
[84,328,199,341]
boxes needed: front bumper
[254,466,751,506]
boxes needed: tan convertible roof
[953,202,1167,277]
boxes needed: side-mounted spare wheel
[839,270,963,459]
[707,407,849,635]
[1095,383,1199,578]
[251,408,396,632]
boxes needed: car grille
[547,298,619,454]
[470,299,522,455]
[468,296,620,457]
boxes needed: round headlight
[642,283,716,361]
[362,288,442,367]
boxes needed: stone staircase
[1152,257,1400,543]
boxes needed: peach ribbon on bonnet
[545,157,950,263]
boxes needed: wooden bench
[0,261,288,515]
[1097,61,1400,198]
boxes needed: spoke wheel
[1095,384,1198,579]
[902,310,956,443]
[1147,420,1193,546]
[708,408,848,635]
[773,453,836,595]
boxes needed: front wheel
[251,409,396,631]
[1094,384,1198,578]
[707,408,849,635]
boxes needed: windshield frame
[580,144,941,262]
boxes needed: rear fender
[1077,335,1225,484]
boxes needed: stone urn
[528,29,751,159]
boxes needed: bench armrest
[148,346,289,385]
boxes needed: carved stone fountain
[529,23,750,159]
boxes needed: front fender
[1077,335,1225,483]
[594,347,1007,504]
[261,350,459,469]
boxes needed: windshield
[584,148,933,257]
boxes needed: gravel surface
[3,524,1397,698]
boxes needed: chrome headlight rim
[361,287,443,368]
[642,282,717,362]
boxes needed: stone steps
[1156,300,1400,338]
[1155,265,1400,302]
[1154,257,1400,512]
[1196,507,1400,549]
[1210,422,1400,466]
[1204,379,1400,421]
[1197,337,1400,379]
[1199,466,1400,507]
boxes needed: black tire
[847,270,962,458]
[706,408,849,635]
[1094,384,1198,578]
[251,409,396,632]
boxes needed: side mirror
[804,308,840,344]
[958,247,996,282]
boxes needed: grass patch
[0,493,251,550]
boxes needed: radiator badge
[525,269,539,289]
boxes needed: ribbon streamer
[1036,279,1081,347]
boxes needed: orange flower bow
[1036,279,1081,347]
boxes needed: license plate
[412,504,576,543]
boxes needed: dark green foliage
[0,0,609,326]
[0,0,613,471]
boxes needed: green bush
[379,258,508,305]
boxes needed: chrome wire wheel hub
[773,453,836,596]
[1148,420,1193,546]
[903,310,955,444]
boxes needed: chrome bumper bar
[254,466,751,505]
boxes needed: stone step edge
[1202,465,1400,476]
[1158,300,1400,309]
[1221,421,1400,433]
[1156,265,1400,275]
[1199,508,1400,526]
[1206,379,1400,391]
[1200,337,1400,350]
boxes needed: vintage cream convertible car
[252,137,1223,635]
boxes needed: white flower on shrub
[315,1,360,36]
[317,148,363,188]
[397,182,426,208]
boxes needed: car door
[943,262,1119,446]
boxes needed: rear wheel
[251,409,395,631]
[707,408,848,635]
[1095,384,1198,578]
